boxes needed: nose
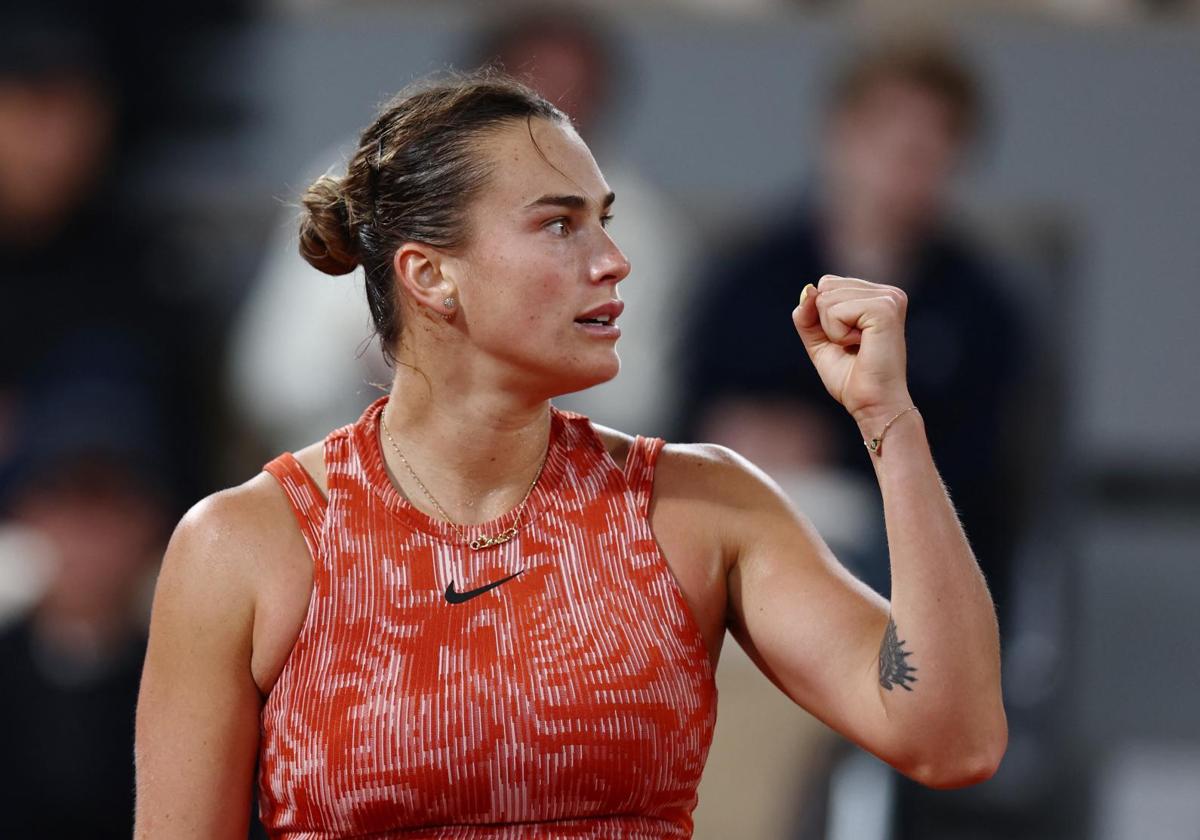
[592,228,631,285]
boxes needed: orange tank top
[257,394,718,838]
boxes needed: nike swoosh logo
[444,569,524,604]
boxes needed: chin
[552,356,620,397]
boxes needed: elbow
[905,722,1009,790]
[909,749,1004,790]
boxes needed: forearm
[856,401,1007,785]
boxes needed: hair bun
[298,175,360,275]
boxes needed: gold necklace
[379,411,550,551]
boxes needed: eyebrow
[525,191,616,211]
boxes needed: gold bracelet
[863,405,919,456]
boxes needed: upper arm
[699,444,906,768]
[134,483,271,839]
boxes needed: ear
[393,242,458,319]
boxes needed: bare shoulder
[153,429,334,639]
[657,441,750,492]
[586,421,774,512]
[158,469,302,619]
[654,442,793,549]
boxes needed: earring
[441,297,456,321]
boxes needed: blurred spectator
[677,33,1031,631]
[226,4,698,454]
[0,9,212,508]
[0,15,123,399]
[0,349,174,839]
[0,18,115,250]
[675,32,1034,840]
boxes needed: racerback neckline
[351,394,572,546]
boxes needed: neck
[819,184,924,282]
[377,363,554,527]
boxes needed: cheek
[506,274,567,342]
[470,253,568,338]
[529,275,561,323]
[461,221,579,339]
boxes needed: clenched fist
[791,274,915,428]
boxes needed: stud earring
[440,297,456,321]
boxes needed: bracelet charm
[863,405,919,456]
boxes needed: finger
[820,295,899,344]
[793,283,831,355]
[819,282,909,311]
[817,295,859,345]
[794,282,820,320]
[817,273,888,293]
[796,283,873,347]
[814,287,876,343]
[812,287,890,339]
[793,278,891,346]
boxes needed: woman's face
[439,117,631,399]
[826,78,963,226]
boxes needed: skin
[0,73,115,245]
[134,116,1006,838]
[822,76,964,259]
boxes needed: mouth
[573,318,621,339]
[573,300,624,328]
[574,314,614,326]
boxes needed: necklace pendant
[469,526,519,551]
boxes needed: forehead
[474,117,610,210]
[849,79,957,125]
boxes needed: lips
[574,300,624,325]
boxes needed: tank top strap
[623,434,667,518]
[262,451,328,560]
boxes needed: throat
[375,401,557,525]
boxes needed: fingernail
[799,283,815,307]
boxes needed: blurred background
[0,0,1197,838]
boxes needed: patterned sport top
[257,394,718,838]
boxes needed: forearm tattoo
[878,617,918,692]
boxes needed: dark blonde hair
[826,35,984,144]
[298,72,566,364]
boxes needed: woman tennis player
[133,73,1006,838]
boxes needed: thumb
[792,283,827,355]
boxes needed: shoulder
[291,437,331,498]
[155,464,313,628]
[588,420,787,525]
[656,441,791,516]
[581,419,635,472]
[178,471,299,549]
[583,419,721,477]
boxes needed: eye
[546,218,570,237]
[600,214,614,229]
